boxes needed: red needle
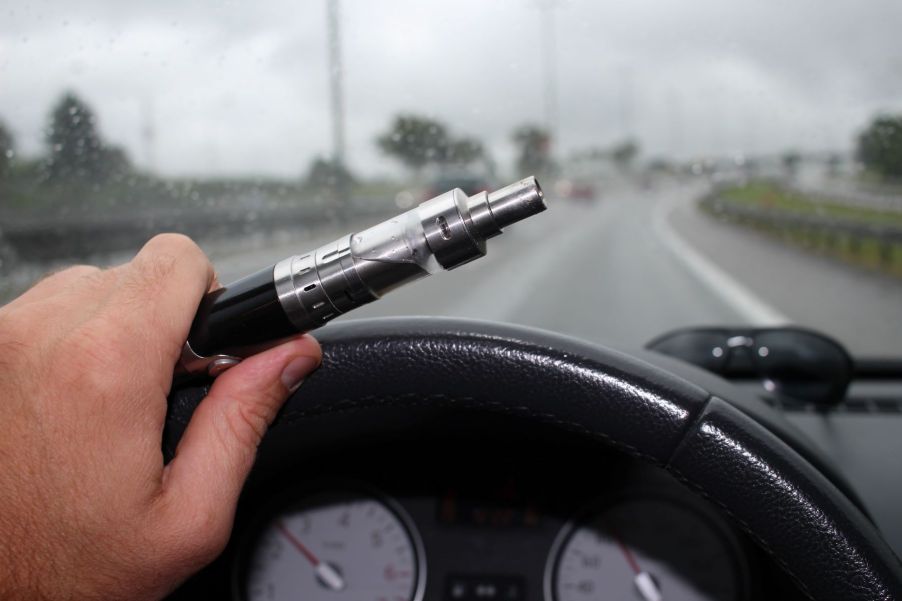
[608,526,663,601]
[277,521,346,591]
[609,527,641,575]
[277,521,320,567]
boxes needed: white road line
[652,191,790,326]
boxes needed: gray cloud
[1,0,900,177]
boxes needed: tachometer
[238,492,425,601]
[546,496,746,601]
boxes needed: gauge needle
[609,528,663,601]
[277,521,346,591]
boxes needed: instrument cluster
[233,467,751,601]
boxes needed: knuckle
[59,264,102,278]
[146,252,180,284]
[223,399,274,451]
[132,233,211,286]
[47,264,101,283]
[147,232,197,251]
[144,233,205,263]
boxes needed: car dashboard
[171,417,804,601]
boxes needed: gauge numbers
[549,497,744,601]
[242,493,424,601]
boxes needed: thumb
[160,335,321,545]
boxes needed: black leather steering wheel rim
[167,317,902,601]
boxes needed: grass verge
[705,182,902,278]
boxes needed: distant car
[554,178,597,202]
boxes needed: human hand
[0,234,321,600]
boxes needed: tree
[611,139,639,170]
[826,153,842,177]
[647,158,674,173]
[0,119,13,177]
[443,137,484,166]
[377,115,451,173]
[376,114,486,173]
[782,150,802,178]
[512,125,553,176]
[99,146,133,182]
[303,156,354,192]
[44,91,130,183]
[856,115,902,179]
[302,156,354,214]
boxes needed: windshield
[2,0,900,357]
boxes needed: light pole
[537,0,559,149]
[325,0,351,209]
[141,96,156,173]
[326,0,346,176]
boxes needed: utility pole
[666,86,683,159]
[619,67,634,142]
[327,0,346,169]
[141,97,155,173]
[536,0,559,150]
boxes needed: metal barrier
[701,195,902,267]
[0,201,395,263]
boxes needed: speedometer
[237,491,425,601]
[546,496,746,601]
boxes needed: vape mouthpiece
[486,176,546,230]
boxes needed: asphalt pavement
[216,178,899,357]
[669,187,902,357]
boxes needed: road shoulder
[667,192,902,357]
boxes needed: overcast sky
[1,0,900,178]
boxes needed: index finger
[111,233,214,372]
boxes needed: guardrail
[789,183,902,213]
[701,195,902,267]
[0,200,396,263]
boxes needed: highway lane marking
[652,191,789,326]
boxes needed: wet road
[211,181,740,353]
[344,183,748,349]
[214,178,902,356]
[5,180,898,356]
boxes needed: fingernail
[281,356,318,393]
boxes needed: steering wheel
[167,318,902,601]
